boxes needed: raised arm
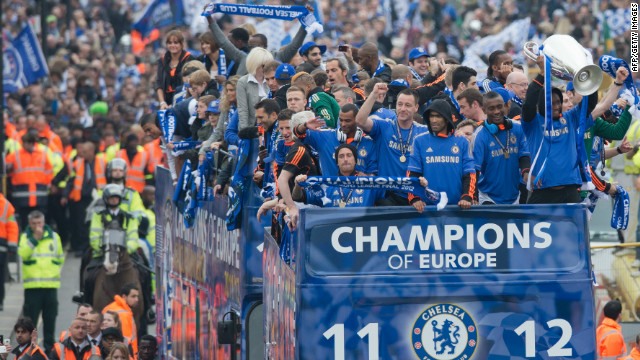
[275,25,307,63]
[591,67,628,120]
[355,82,387,133]
[206,14,248,68]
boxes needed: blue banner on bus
[272,204,596,359]
[156,167,242,359]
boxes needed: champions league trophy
[524,34,603,95]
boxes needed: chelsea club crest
[411,303,477,360]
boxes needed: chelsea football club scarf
[300,176,449,210]
[611,185,630,230]
[600,55,638,104]
[158,109,176,144]
[202,3,323,33]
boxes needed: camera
[338,45,348,52]
[0,334,5,354]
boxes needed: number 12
[514,319,573,357]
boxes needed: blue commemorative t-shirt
[305,184,385,208]
[299,129,378,175]
[368,110,429,179]
[522,105,594,189]
[472,123,530,203]
[408,133,475,204]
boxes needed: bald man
[358,42,392,83]
[505,71,528,107]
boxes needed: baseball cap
[207,100,220,114]
[299,42,327,56]
[275,63,296,80]
[566,81,574,92]
[46,15,57,24]
[408,47,429,61]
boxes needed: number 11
[323,323,379,360]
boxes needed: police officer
[89,184,139,259]
[18,210,64,353]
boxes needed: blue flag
[3,25,49,93]
[132,0,186,38]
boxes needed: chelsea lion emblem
[359,148,367,157]
[451,145,460,154]
[411,303,477,360]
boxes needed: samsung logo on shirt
[544,127,570,137]
[490,147,518,158]
[388,141,414,152]
[330,222,552,253]
[425,156,460,164]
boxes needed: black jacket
[423,99,455,134]
[272,84,290,111]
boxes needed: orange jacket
[144,138,165,176]
[115,149,148,192]
[597,317,628,359]
[5,121,17,139]
[53,340,101,360]
[6,147,53,208]
[95,153,107,190]
[0,194,19,247]
[623,348,640,360]
[103,295,138,354]
[14,342,48,360]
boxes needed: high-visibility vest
[0,194,19,252]
[95,153,107,189]
[6,148,53,208]
[115,149,148,192]
[103,295,138,354]
[622,348,640,360]
[597,318,628,359]
[69,158,87,201]
[5,121,17,139]
[17,225,64,289]
[53,342,100,360]
[15,343,48,360]
[625,120,640,174]
[144,138,164,176]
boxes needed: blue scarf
[218,48,227,93]
[173,159,197,228]
[300,176,448,210]
[171,140,202,151]
[389,79,409,88]
[611,185,630,230]
[576,95,593,190]
[599,55,638,104]
[158,109,176,143]
[409,66,423,81]
[444,87,461,114]
[202,3,323,33]
[512,95,523,107]
[372,59,385,78]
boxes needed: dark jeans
[527,186,581,204]
[23,288,58,353]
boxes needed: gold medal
[339,201,347,208]
[400,155,407,163]
[504,152,510,159]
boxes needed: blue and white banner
[158,109,176,144]
[171,140,202,151]
[612,185,630,230]
[599,55,639,104]
[202,3,323,34]
[3,25,49,93]
[301,176,448,210]
[600,8,631,38]
[132,0,186,37]
[462,17,531,70]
